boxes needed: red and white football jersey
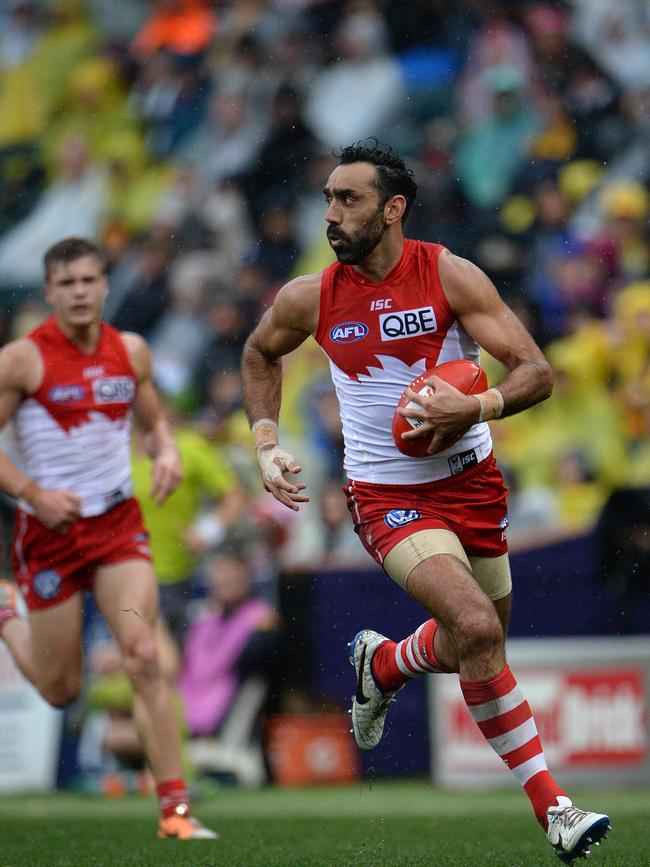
[14,316,136,517]
[315,239,492,484]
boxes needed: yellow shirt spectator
[132,427,238,585]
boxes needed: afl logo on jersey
[93,376,136,403]
[330,321,368,344]
[380,306,437,341]
[48,385,86,403]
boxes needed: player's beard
[328,206,386,265]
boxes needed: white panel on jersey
[329,353,492,485]
[14,401,133,517]
[436,320,481,366]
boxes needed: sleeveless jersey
[314,239,492,484]
[14,316,136,517]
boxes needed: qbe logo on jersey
[93,376,136,404]
[380,306,437,341]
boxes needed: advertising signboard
[429,637,650,787]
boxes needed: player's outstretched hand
[150,444,183,505]
[257,444,309,511]
[32,489,82,533]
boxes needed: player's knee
[123,635,160,683]
[454,605,503,662]
[39,676,82,708]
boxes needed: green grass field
[0,781,647,866]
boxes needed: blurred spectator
[129,50,210,159]
[306,380,346,481]
[455,3,533,125]
[194,295,254,403]
[553,448,608,533]
[250,205,300,284]
[455,64,539,212]
[108,233,174,334]
[526,90,577,166]
[305,4,405,148]
[246,85,317,216]
[42,56,137,167]
[282,478,373,571]
[178,545,281,738]
[130,0,217,61]
[132,407,246,646]
[214,33,283,122]
[523,178,578,337]
[594,181,650,286]
[0,133,106,293]
[147,252,215,397]
[180,91,264,188]
[595,486,650,632]
[571,0,650,90]
[0,144,45,239]
[30,0,98,122]
[0,0,46,148]
[103,131,178,235]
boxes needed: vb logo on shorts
[33,569,62,601]
[384,509,422,528]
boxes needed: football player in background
[241,139,611,862]
[0,237,216,840]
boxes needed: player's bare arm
[0,339,82,530]
[241,274,320,511]
[122,332,182,505]
[400,251,553,453]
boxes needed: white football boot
[546,796,611,862]
[348,629,401,750]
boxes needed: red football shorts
[345,453,509,566]
[12,497,152,611]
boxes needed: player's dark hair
[335,138,418,224]
[43,237,106,279]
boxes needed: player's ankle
[370,640,408,692]
[157,779,190,819]
[524,770,568,830]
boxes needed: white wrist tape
[475,388,505,423]
[257,444,297,487]
[251,418,278,452]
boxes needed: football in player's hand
[392,359,488,457]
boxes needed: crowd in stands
[1,0,650,788]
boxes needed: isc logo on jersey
[384,509,422,528]
[330,322,368,344]
[93,377,136,403]
[380,306,437,341]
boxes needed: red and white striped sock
[371,619,454,693]
[461,664,567,828]
[156,778,190,819]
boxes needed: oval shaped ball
[392,359,488,457]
